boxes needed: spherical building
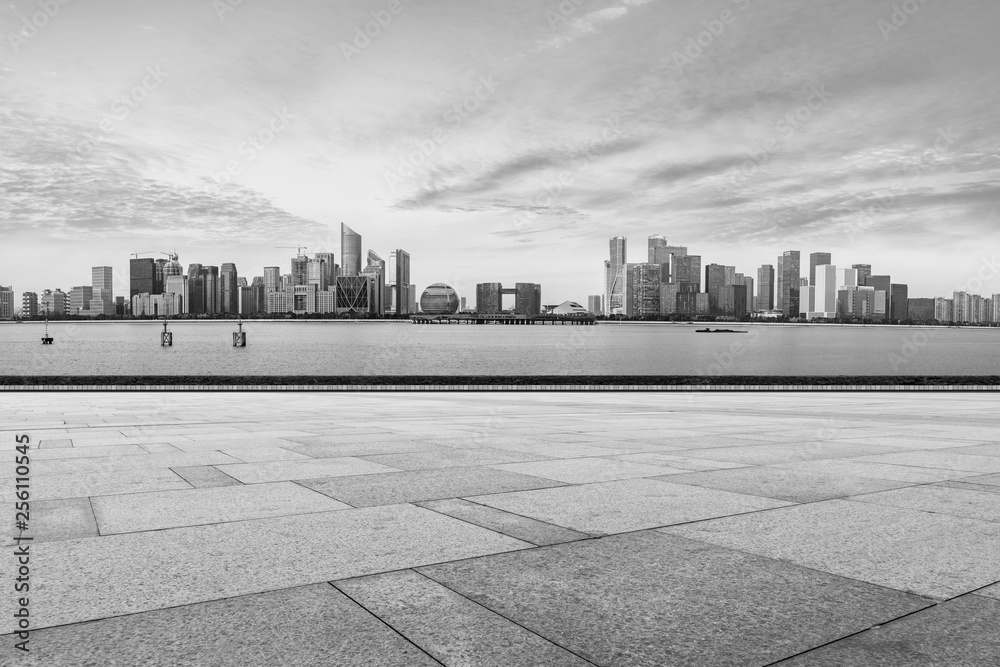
[420,283,460,315]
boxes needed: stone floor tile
[492,457,688,484]
[8,468,193,502]
[171,465,242,489]
[37,439,73,449]
[768,459,968,483]
[359,447,554,471]
[664,466,914,503]
[336,570,591,666]
[611,452,750,471]
[91,482,350,534]
[219,447,312,463]
[417,498,591,546]
[665,499,1000,599]
[774,595,1000,666]
[848,485,1000,523]
[854,451,1000,473]
[418,531,929,667]
[298,466,564,507]
[1,498,98,546]
[468,477,793,535]
[279,438,450,459]
[217,457,401,483]
[1,584,437,667]
[934,481,1000,496]
[31,444,148,460]
[0,504,529,632]
[677,441,902,466]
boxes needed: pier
[411,314,596,325]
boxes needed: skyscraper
[625,263,661,317]
[674,255,701,290]
[757,265,775,311]
[220,263,239,315]
[291,254,309,287]
[852,264,872,287]
[313,253,336,290]
[781,251,801,318]
[203,266,220,315]
[588,295,604,316]
[130,258,155,298]
[705,263,727,314]
[361,250,386,315]
[809,253,832,286]
[0,286,13,320]
[341,223,362,277]
[869,275,891,321]
[263,267,281,292]
[514,283,542,316]
[21,292,38,319]
[890,284,909,321]
[388,249,411,315]
[607,237,626,315]
[814,264,838,317]
[647,235,668,263]
[476,282,503,314]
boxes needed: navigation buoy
[161,320,173,347]
[233,318,246,347]
[41,319,53,345]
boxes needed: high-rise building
[776,256,784,314]
[220,263,239,315]
[203,266,220,315]
[164,275,189,314]
[130,258,156,298]
[361,250,386,316]
[739,275,754,312]
[934,297,954,323]
[162,253,183,280]
[388,249,411,315]
[993,294,1000,323]
[21,292,38,319]
[625,263,661,317]
[717,284,748,317]
[313,253,336,290]
[869,276,891,321]
[514,283,542,316]
[69,286,93,315]
[757,265,775,312]
[852,264,872,287]
[92,266,113,292]
[187,264,203,314]
[336,276,373,315]
[674,255,701,290]
[40,289,68,316]
[705,263,728,314]
[907,298,935,322]
[341,223,362,277]
[890,284,909,321]
[154,258,168,295]
[0,286,13,320]
[781,251,801,318]
[647,235,668,263]
[839,268,858,288]
[607,237,626,315]
[812,265,838,318]
[809,253,832,286]
[476,282,503,314]
[588,295,604,316]
[263,267,281,292]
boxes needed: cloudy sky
[1,0,998,302]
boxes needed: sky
[1,0,999,304]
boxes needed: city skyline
[1,0,999,303]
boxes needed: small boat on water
[696,328,748,333]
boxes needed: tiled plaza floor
[2,392,999,666]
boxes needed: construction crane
[160,251,179,261]
[275,246,309,256]
[131,251,155,259]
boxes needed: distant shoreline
[3,319,996,330]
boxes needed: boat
[696,328,748,333]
